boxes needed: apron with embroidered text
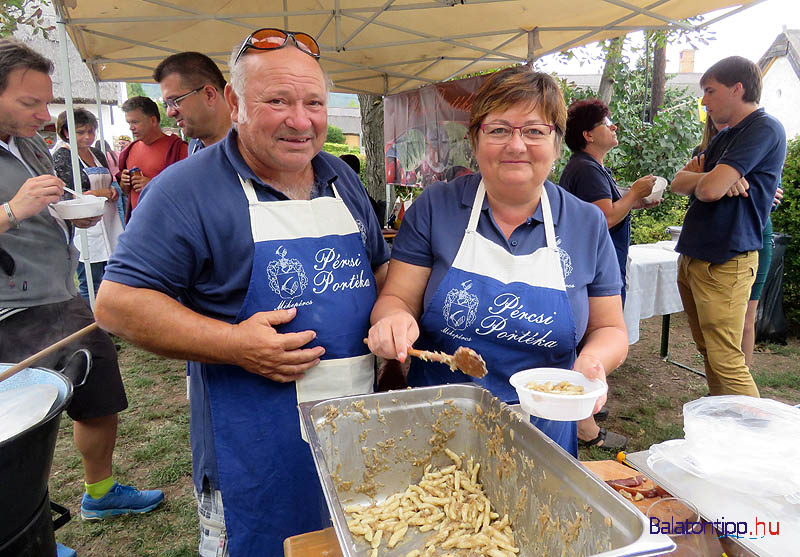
[411,181,580,456]
[204,176,376,556]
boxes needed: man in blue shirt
[96,30,390,557]
[672,56,786,397]
[154,52,231,155]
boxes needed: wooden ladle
[364,340,487,378]
[0,322,99,383]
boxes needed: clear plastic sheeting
[648,396,800,504]
[0,384,59,443]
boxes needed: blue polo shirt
[676,108,786,263]
[104,129,390,491]
[391,173,622,341]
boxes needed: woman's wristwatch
[3,202,21,229]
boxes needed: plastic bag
[648,396,800,503]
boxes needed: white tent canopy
[55,0,763,95]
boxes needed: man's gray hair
[227,42,333,104]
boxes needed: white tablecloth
[623,241,684,344]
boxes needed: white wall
[761,57,800,141]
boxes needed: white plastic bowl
[644,176,668,204]
[509,368,607,421]
[51,196,105,220]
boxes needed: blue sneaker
[80,483,164,520]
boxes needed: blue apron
[410,181,580,456]
[204,176,376,556]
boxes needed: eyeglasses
[479,123,556,144]
[234,28,321,65]
[593,116,615,129]
[162,86,204,110]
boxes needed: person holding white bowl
[367,68,629,458]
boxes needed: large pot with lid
[0,351,89,556]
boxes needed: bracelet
[2,202,20,229]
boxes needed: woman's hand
[773,186,783,208]
[631,175,656,199]
[367,311,419,362]
[573,352,608,414]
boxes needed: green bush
[322,142,360,157]
[772,136,800,331]
[326,125,346,144]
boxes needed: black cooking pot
[0,350,90,556]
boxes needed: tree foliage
[1,0,53,38]
[771,137,800,331]
[326,125,345,144]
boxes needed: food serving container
[643,176,668,204]
[509,368,607,421]
[51,196,105,220]
[299,384,673,556]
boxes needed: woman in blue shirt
[366,68,629,457]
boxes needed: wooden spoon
[364,340,488,378]
[0,322,99,383]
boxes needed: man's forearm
[95,281,238,365]
[670,170,703,195]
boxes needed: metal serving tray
[299,384,673,556]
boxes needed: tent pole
[95,79,107,155]
[56,8,96,309]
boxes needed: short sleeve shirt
[676,108,786,263]
[391,173,621,340]
[558,150,628,234]
[104,130,390,491]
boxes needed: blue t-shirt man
[104,129,390,492]
[677,108,785,263]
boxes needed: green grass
[753,368,800,390]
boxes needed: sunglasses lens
[293,32,320,57]
[250,28,289,50]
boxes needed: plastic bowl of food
[51,196,105,220]
[509,368,607,421]
[644,176,668,204]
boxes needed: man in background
[154,52,231,155]
[117,96,187,218]
[671,56,786,397]
[0,38,163,523]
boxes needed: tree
[1,0,53,38]
[358,93,386,205]
[597,37,624,105]
[326,125,345,144]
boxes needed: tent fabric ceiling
[55,0,761,95]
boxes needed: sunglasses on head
[234,28,321,65]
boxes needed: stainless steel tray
[299,384,673,556]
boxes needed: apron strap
[539,185,557,249]
[467,181,486,232]
[469,180,557,249]
[237,174,259,205]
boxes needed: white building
[759,29,800,141]
[14,10,129,148]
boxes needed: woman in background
[53,109,125,302]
